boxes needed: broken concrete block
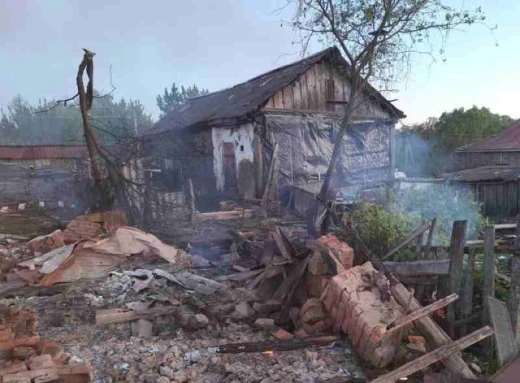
[193,314,209,328]
[137,319,153,339]
[252,300,281,315]
[233,301,256,319]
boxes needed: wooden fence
[386,219,520,340]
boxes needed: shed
[448,121,520,218]
[143,47,405,213]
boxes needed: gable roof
[458,120,520,152]
[150,47,405,134]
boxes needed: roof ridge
[185,47,337,102]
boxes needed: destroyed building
[142,47,405,215]
[0,145,89,211]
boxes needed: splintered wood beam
[273,227,293,260]
[370,326,494,383]
[386,293,459,333]
[390,283,476,379]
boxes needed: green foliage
[156,83,209,117]
[435,106,512,152]
[346,202,421,256]
[0,93,153,145]
[396,107,513,176]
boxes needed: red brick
[272,328,294,340]
[408,335,426,344]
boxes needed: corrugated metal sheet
[148,47,405,135]
[0,146,87,160]
[458,120,520,152]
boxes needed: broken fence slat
[370,326,494,383]
[386,293,459,333]
[95,307,177,326]
[381,221,431,261]
[487,296,518,366]
[390,283,476,378]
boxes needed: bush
[344,202,421,257]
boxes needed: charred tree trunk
[76,49,115,211]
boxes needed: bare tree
[39,49,144,220]
[290,0,491,233]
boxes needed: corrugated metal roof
[442,165,520,182]
[147,47,405,135]
[0,146,88,160]
[458,120,520,152]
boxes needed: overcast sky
[1,0,518,126]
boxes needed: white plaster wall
[211,123,255,191]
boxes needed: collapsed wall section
[321,262,405,368]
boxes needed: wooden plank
[272,227,293,260]
[370,326,493,383]
[273,90,284,109]
[490,357,520,383]
[386,293,459,333]
[509,215,520,349]
[262,143,279,206]
[484,226,496,323]
[315,62,324,110]
[307,65,317,110]
[382,260,450,276]
[461,248,476,335]
[282,86,294,109]
[300,72,309,110]
[188,178,196,225]
[423,218,437,258]
[381,221,431,261]
[488,296,518,366]
[292,79,302,109]
[447,220,467,329]
[390,283,476,378]
[352,231,476,378]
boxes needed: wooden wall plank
[292,79,302,109]
[273,90,284,109]
[301,72,309,110]
[282,86,294,109]
[306,68,314,110]
[315,62,324,111]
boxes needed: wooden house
[445,121,520,217]
[143,47,405,212]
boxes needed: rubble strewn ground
[0,210,371,382]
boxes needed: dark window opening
[240,145,244,152]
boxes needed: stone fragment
[233,301,256,319]
[193,314,210,328]
[252,300,282,315]
[254,318,276,330]
[137,319,153,339]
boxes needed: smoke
[396,131,450,177]
[392,182,483,243]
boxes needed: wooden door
[222,142,238,193]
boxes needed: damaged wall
[211,123,256,199]
[266,113,395,192]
